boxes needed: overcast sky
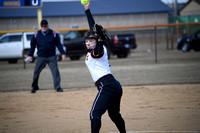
[42,0,189,4]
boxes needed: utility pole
[174,0,178,17]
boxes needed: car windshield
[64,31,86,39]
[0,35,21,43]
[10,35,21,42]
[0,36,9,43]
[64,31,78,39]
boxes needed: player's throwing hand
[81,0,90,10]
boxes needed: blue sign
[0,0,42,8]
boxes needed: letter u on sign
[32,0,38,6]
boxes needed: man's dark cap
[40,19,48,25]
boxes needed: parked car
[110,33,137,58]
[63,30,137,60]
[0,32,65,63]
[176,29,200,52]
[64,30,87,60]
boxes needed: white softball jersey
[85,46,112,82]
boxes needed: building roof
[179,0,200,11]
[0,0,172,18]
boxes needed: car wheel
[117,52,128,58]
[194,49,200,51]
[70,56,80,60]
[194,46,200,51]
[8,59,18,64]
[181,43,190,52]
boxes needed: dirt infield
[0,49,200,132]
[0,84,200,133]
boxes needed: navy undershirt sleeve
[85,9,95,31]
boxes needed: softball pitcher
[82,1,126,133]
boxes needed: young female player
[81,1,126,133]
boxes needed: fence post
[150,30,153,51]
[171,27,174,50]
[166,27,169,50]
[154,26,157,63]
[176,19,179,41]
[22,32,26,69]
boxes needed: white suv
[0,32,65,63]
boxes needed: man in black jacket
[28,19,66,93]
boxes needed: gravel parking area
[0,49,200,91]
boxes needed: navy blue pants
[90,75,126,133]
[32,56,61,90]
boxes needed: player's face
[41,24,48,32]
[85,38,96,50]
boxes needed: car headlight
[187,38,191,42]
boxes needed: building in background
[169,0,200,23]
[179,0,200,16]
[0,0,172,31]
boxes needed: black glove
[94,24,110,41]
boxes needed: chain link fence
[105,23,200,55]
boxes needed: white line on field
[108,131,200,133]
